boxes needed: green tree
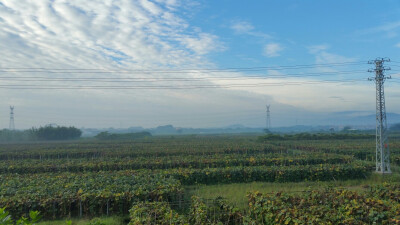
[34,125,82,140]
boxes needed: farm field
[1,134,400,224]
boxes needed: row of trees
[33,126,82,140]
[0,126,82,142]
[95,131,151,140]
[258,132,375,141]
[391,123,400,131]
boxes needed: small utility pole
[9,106,15,130]
[368,58,391,174]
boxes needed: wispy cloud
[231,21,254,34]
[307,44,330,54]
[396,43,400,48]
[314,52,356,65]
[356,21,400,38]
[179,33,225,55]
[329,96,346,101]
[307,44,356,65]
[230,20,271,39]
[264,43,283,57]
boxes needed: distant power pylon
[368,58,391,174]
[266,105,271,130]
[9,106,15,130]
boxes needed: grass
[185,165,400,210]
[37,216,126,225]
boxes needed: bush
[0,208,42,225]
[128,201,185,225]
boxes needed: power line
[0,79,368,90]
[0,70,372,82]
[0,61,368,73]
[0,60,397,90]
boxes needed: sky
[0,0,400,129]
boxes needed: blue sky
[189,0,400,67]
[0,0,399,129]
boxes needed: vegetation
[245,185,400,224]
[0,208,42,225]
[95,131,151,140]
[0,153,353,174]
[126,184,400,224]
[0,172,181,218]
[0,126,82,143]
[258,132,375,141]
[0,135,399,224]
[33,126,82,141]
[0,129,36,142]
[391,123,400,131]
[128,197,241,225]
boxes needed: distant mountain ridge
[80,112,400,136]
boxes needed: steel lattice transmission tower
[9,106,15,130]
[368,58,391,174]
[266,105,271,130]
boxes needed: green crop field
[1,134,400,224]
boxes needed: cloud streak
[264,43,283,57]
[356,21,400,38]
[230,20,271,39]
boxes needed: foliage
[0,208,41,225]
[0,153,353,174]
[0,137,285,160]
[258,132,375,141]
[166,163,372,185]
[0,172,182,218]
[391,123,400,131]
[0,135,399,223]
[15,211,42,225]
[128,197,242,225]
[33,125,82,141]
[87,218,106,225]
[0,129,36,143]
[189,196,242,225]
[0,207,13,225]
[95,131,151,141]
[129,201,185,225]
[245,187,400,224]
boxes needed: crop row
[127,183,400,224]
[0,140,286,160]
[0,161,372,218]
[160,162,372,185]
[0,171,182,218]
[246,186,400,224]
[0,153,352,174]
[277,139,400,160]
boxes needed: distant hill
[80,112,400,136]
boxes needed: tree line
[0,125,82,142]
[258,132,375,141]
[95,131,151,140]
